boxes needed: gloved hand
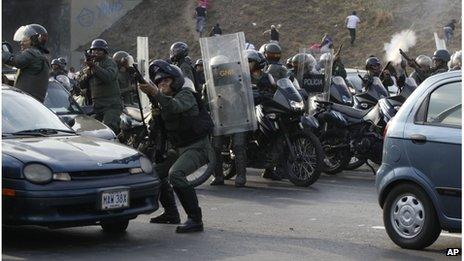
[2,51,12,64]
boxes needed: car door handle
[410,134,427,144]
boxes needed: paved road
[3,168,461,261]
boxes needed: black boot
[150,178,181,224]
[173,186,203,233]
[234,145,247,187]
[210,146,224,186]
[262,168,282,180]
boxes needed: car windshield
[44,81,82,115]
[2,89,73,134]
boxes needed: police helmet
[113,51,134,66]
[292,53,316,72]
[194,59,203,68]
[169,42,189,61]
[365,56,381,70]
[432,49,451,62]
[450,50,462,68]
[415,55,432,69]
[28,24,48,46]
[264,43,282,61]
[90,39,109,53]
[246,50,267,70]
[149,59,185,92]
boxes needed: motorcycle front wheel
[285,130,323,187]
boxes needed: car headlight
[139,157,153,174]
[290,100,305,110]
[23,164,53,184]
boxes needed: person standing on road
[263,25,279,44]
[76,39,122,134]
[2,24,50,103]
[194,4,207,37]
[345,11,360,46]
[140,60,213,233]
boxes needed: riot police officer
[431,49,450,75]
[113,50,136,105]
[3,24,50,102]
[362,56,394,90]
[139,60,213,233]
[247,50,284,180]
[50,58,67,77]
[264,43,288,81]
[450,50,462,71]
[169,42,200,92]
[409,55,432,85]
[77,39,122,134]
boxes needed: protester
[443,19,457,45]
[209,23,222,36]
[194,4,207,37]
[345,11,361,46]
[263,25,279,43]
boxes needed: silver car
[376,70,461,249]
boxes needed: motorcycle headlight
[23,164,53,184]
[290,100,305,110]
[139,156,153,174]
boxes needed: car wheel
[383,183,441,249]
[101,219,129,234]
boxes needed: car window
[2,90,71,134]
[44,81,82,115]
[426,81,461,127]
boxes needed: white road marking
[371,226,462,238]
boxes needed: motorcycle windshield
[275,78,303,102]
[331,76,352,104]
[367,77,389,99]
[399,77,417,99]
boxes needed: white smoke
[383,30,417,64]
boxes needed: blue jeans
[196,16,206,34]
[444,27,453,45]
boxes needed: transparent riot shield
[200,32,257,136]
[136,37,151,114]
[297,47,334,114]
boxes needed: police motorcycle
[296,49,354,174]
[377,77,417,123]
[310,77,389,174]
[201,33,323,187]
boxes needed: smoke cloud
[383,30,417,64]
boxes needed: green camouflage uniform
[77,56,122,133]
[5,47,50,102]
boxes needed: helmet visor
[13,25,37,42]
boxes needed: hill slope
[95,0,461,68]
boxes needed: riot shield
[136,37,151,113]
[297,47,334,114]
[200,32,257,136]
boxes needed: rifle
[84,50,96,66]
[380,61,392,76]
[399,49,421,69]
[335,43,343,57]
[130,63,147,129]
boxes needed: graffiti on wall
[76,0,125,28]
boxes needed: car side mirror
[64,117,76,128]
[2,42,13,53]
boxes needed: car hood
[61,114,116,140]
[3,135,141,172]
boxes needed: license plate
[101,190,129,210]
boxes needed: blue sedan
[376,70,461,249]
[2,86,160,233]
